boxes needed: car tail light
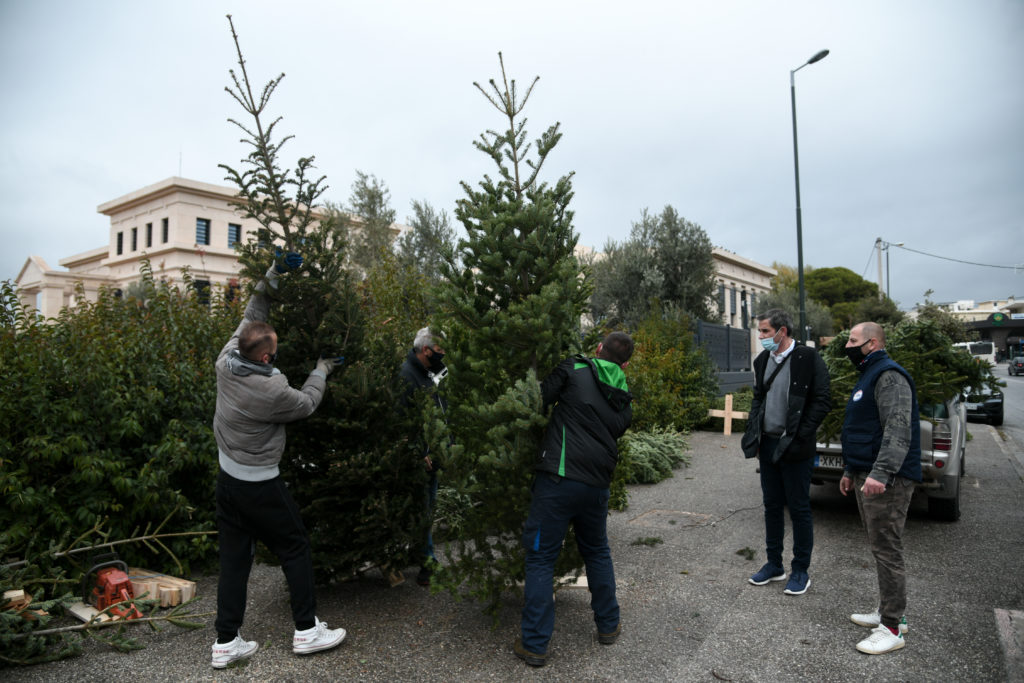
[933,422,952,452]
[935,459,944,468]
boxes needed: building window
[729,286,737,324]
[162,217,169,243]
[228,223,241,248]
[146,222,153,248]
[226,278,240,303]
[193,279,211,306]
[718,283,725,318]
[131,227,138,252]
[116,231,123,255]
[740,290,749,329]
[196,218,210,246]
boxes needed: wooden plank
[68,600,112,623]
[707,393,750,436]
[128,568,197,607]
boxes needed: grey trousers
[853,472,915,630]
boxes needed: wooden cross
[707,393,749,436]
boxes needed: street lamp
[791,48,829,343]
[874,237,905,300]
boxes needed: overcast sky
[2,0,1021,311]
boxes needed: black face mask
[428,350,446,372]
[845,342,869,368]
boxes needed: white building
[712,247,776,329]
[15,177,401,319]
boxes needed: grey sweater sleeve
[869,369,914,482]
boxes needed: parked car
[1008,356,1024,376]
[965,384,1004,426]
[813,396,966,522]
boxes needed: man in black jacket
[515,332,634,668]
[398,327,447,586]
[741,309,831,596]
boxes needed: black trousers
[215,469,316,639]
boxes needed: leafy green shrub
[627,303,718,432]
[0,266,238,593]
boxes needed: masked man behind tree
[398,326,448,586]
[210,252,346,669]
[742,309,831,597]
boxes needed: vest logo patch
[852,389,863,402]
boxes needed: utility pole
[875,237,884,301]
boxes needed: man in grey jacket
[210,253,346,669]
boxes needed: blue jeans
[520,474,619,654]
[758,436,814,573]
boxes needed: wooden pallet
[127,567,196,607]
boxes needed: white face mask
[760,329,782,352]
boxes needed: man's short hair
[239,321,276,361]
[600,331,634,366]
[413,327,440,352]
[757,309,794,338]
[857,321,886,346]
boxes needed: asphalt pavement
[8,426,1024,682]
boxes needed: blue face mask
[760,330,781,352]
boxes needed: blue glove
[273,248,303,273]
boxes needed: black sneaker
[513,638,548,667]
[598,623,621,645]
[416,566,432,586]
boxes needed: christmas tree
[431,54,592,615]
[219,16,429,580]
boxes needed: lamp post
[791,48,829,343]
[874,237,904,300]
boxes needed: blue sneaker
[784,571,811,595]
[748,563,786,586]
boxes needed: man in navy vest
[839,321,921,655]
[741,309,831,597]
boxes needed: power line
[892,243,1022,271]
[861,245,876,279]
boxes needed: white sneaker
[850,609,909,634]
[293,617,346,655]
[211,635,259,668]
[856,624,906,654]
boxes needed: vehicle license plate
[815,455,844,469]
[966,403,979,410]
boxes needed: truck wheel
[928,476,961,521]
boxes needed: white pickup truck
[812,397,967,521]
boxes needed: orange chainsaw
[81,554,143,620]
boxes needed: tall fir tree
[397,199,459,284]
[218,16,428,581]
[430,54,592,615]
[346,170,398,276]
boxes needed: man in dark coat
[741,309,831,596]
[398,326,447,586]
[514,332,634,668]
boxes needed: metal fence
[695,320,751,371]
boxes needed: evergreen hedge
[1,266,237,587]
